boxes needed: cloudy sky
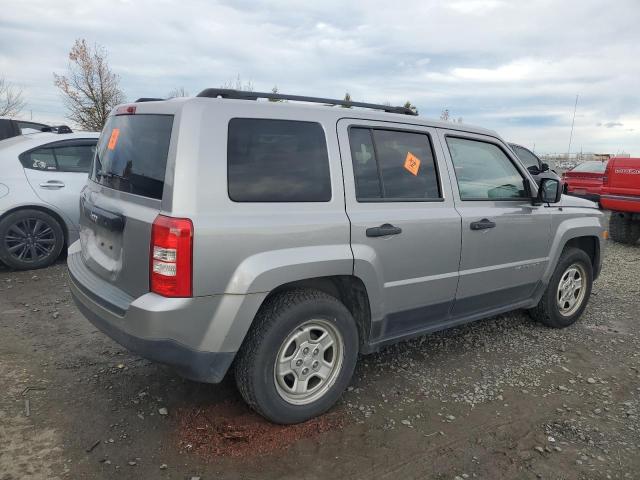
[1,0,639,154]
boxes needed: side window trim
[444,133,532,202]
[347,124,445,203]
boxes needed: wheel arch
[542,216,604,284]
[268,275,373,350]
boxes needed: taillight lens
[150,215,193,297]
[115,105,136,115]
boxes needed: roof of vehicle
[121,94,501,139]
[0,131,100,152]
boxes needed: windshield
[92,114,173,200]
[570,161,607,173]
[510,144,541,169]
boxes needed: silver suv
[69,90,605,424]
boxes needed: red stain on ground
[176,401,344,458]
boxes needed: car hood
[559,194,598,209]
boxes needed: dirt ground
[1,240,639,480]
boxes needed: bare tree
[403,101,418,115]
[53,39,126,131]
[167,86,189,98]
[0,77,26,117]
[440,108,450,122]
[221,74,254,92]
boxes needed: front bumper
[68,249,236,383]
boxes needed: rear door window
[349,127,441,201]
[22,148,57,170]
[53,144,96,172]
[227,118,331,202]
[92,114,174,200]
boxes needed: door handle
[366,223,402,237]
[470,218,496,230]
[39,181,65,189]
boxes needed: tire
[0,209,65,270]
[609,213,640,245]
[234,289,359,424]
[529,247,593,328]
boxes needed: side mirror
[537,178,562,204]
[540,162,550,172]
[527,165,541,175]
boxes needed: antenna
[567,94,579,159]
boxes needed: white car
[0,129,99,270]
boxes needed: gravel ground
[1,240,639,479]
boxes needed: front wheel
[234,289,359,424]
[529,247,593,328]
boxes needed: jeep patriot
[68,89,605,423]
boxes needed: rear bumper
[67,245,239,383]
[71,287,234,382]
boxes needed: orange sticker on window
[404,151,421,176]
[107,128,120,150]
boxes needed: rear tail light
[150,215,193,297]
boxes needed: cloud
[0,0,639,154]
[603,122,624,128]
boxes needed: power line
[567,94,579,156]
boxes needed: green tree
[342,92,352,108]
[403,101,418,114]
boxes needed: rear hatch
[77,109,174,299]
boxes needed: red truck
[600,157,640,244]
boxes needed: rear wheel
[234,289,358,424]
[529,247,593,328]
[0,209,64,270]
[609,213,640,245]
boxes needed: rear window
[570,161,607,173]
[92,114,173,200]
[227,118,331,202]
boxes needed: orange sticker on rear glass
[404,152,421,176]
[107,128,120,150]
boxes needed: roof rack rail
[196,88,418,116]
[135,97,164,102]
[41,125,73,134]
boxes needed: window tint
[92,114,173,200]
[22,148,57,170]
[446,137,527,200]
[511,145,540,169]
[54,144,96,172]
[349,127,441,201]
[228,119,331,202]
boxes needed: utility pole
[567,94,579,160]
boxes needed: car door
[438,130,552,317]
[338,119,461,343]
[21,139,96,229]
